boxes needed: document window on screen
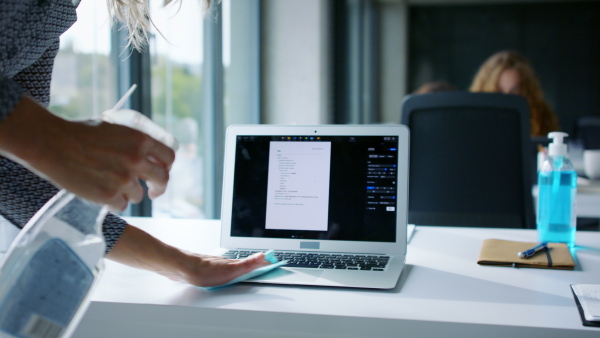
[230,135,399,243]
[266,141,332,231]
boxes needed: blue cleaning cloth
[204,250,287,289]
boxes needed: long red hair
[470,51,560,137]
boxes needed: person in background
[0,0,268,287]
[413,81,458,94]
[469,50,560,137]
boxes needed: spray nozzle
[548,131,568,157]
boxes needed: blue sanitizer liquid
[537,164,577,247]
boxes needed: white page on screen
[265,141,331,231]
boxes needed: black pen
[518,243,548,258]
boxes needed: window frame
[111,0,261,218]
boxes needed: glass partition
[149,0,205,218]
[50,0,115,119]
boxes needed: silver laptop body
[215,124,410,289]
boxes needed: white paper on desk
[571,284,600,321]
[407,224,416,244]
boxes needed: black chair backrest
[401,92,535,228]
[576,115,600,150]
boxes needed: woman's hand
[154,251,270,287]
[0,96,175,211]
[107,225,271,287]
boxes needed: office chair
[401,92,535,228]
[575,115,600,150]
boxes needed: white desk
[73,217,600,338]
[577,179,600,218]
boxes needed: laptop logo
[300,242,320,249]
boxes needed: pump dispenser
[537,132,577,247]
[548,132,568,157]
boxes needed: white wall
[262,0,331,125]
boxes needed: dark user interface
[230,135,399,242]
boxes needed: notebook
[213,124,410,289]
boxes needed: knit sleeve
[0,76,26,123]
[1,0,76,115]
[0,156,127,254]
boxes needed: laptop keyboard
[222,250,389,271]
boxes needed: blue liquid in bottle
[537,157,577,247]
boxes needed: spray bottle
[0,85,177,338]
[537,132,577,247]
[0,192,107,338]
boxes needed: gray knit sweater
[0,0,127,254]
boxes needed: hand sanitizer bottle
[537,132,577,247]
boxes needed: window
[49,1,115,119]
[49,0,253,219]
[149,0,205,218]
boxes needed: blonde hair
[470,50,560,137]
[107,0,211,52]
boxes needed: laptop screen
[230,135,399,243]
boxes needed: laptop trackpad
[251,268,323,283]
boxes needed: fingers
[146,182,161,200]
[32,118,177,209]
[102,177,144,211]
[113,135,175,201]
[120,177,145,204]
[140,138,175,199]
[235,253,271,272]
[105,192,129,212]
[100,124,175,203]
[246,252,271,266]
[174,252,275,287]
[202,253,270,287]
[138,154,172,200]
[146,139,176,171]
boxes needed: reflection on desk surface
[577,177,600,193]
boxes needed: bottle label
[537,170,577,246]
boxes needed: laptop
[214,124,410,289]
